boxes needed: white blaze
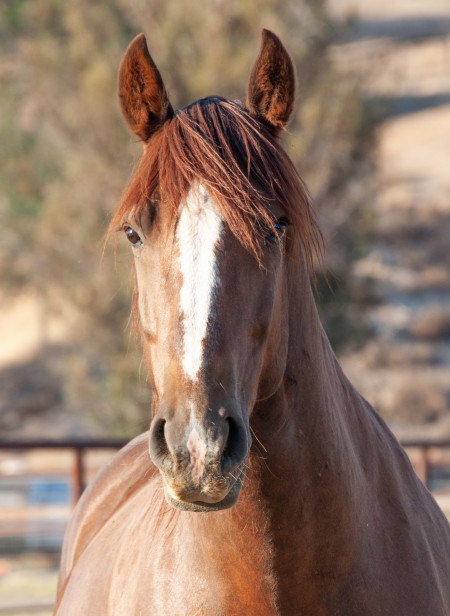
[186,428,207,484]
[176,185,224,381]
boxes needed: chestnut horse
[54,30,450,615]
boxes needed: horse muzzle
[163,463,246,512]
[148,410,249,511]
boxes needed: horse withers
[54,30,450,615]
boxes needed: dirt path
[328,0,450,438]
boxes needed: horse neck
[246,252,433,613]
[250,252,380,523]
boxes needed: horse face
[125,184,289,511]
[117,30,296,511]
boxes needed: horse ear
[118,33,174,142]
[246,29,295,137]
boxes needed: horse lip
[165,478,230,505]
[162,466,245,512]
[163,478,243,512]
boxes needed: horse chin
[163,476,244,512]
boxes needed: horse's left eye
[266,218,289,244]
[124,226,142,246]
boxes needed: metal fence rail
[400,438,450,490]
[0,437,448,615]
[0,439,128,505]
[0,437,449,496]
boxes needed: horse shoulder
[56,432,157,595]
[355,404,450,612]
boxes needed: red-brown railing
[0,439,128,505]
[0,437,449,497]
[0,438,448,615]
[400,438,450,489]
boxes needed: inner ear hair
[246,29,295,137]
[118,33,174,142]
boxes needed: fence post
[73,447,84,505]
[415,446,430,489]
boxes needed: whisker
[250,425,268,453]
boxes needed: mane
[111,97,322,270]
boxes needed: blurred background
[0,0,449,613]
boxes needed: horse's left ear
[118,33,174,143]
[246,29,295,137]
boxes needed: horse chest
[139,508,279,616]
[63,488,279,616]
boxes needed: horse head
[114,30,317,512]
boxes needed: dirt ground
[0,554,56,616]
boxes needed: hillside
[329,0,450,438]
[0,0,448,439]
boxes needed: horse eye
[274,218,288,234]
[266,217,289,244]
[124,226,142,246]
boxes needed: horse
[54,30,450,615]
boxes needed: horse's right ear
[118,34,174,142]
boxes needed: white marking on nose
[187,428,207,484]
[176,185,224,381]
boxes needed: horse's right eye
[125,226,142,246]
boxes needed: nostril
[221,417,247,475]
[149,417,169,465]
